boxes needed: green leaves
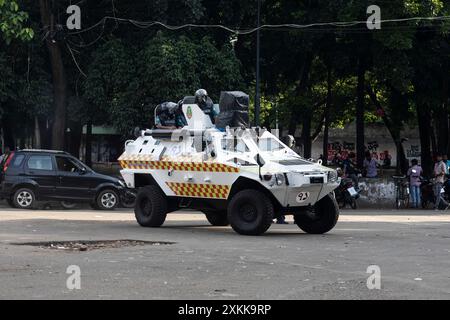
[82,34,243,136]
[0,0,34,44]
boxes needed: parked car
[0,149,130,210]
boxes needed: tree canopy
[0,0,449,174]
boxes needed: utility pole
[254,0,261,127]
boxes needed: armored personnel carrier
[119,92,340,235]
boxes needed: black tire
[294,194,339,234]
[13,188,36,209]
[61,201,77,209]
[121,192,136,208]
[227,190,274,236]
[96,189,119,210]
[203,210,229,226]
[135,185,167,227]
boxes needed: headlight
[275,173,285,186]
[328,170,338,183]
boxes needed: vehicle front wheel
[96,189,119,210]
[13,188,36,209]
[203,210,229,226]
[228,190,274,236]
[294,194,339,234]
[135,186,167,227]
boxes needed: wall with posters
[310,122,421,166]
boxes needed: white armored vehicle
[119,91,340,236]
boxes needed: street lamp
[254,0,261,127]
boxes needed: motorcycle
[335,177,360,209]
[420,178,449,209]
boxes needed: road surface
[1,203,449,299]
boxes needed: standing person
[407,159,423,209]
[443,154,450,175]
[0,146,11,165]
[382,150,392,169]
[363,151,378,178]
[433,154,449,211]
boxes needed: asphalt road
[1,202,450,300]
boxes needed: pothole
[13,240,175,251]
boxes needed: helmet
[195,89,208,105]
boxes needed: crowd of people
[329,149,450,211]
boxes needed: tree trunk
[69,122,82,158]
[417,103,433,177]
[436,105,448,155]
[85,122,93,167]
[366,85,408,174]
[0,118,15,150]
[301,111,312,159]
[322,68,332,166]
[356,58,366,169]
[34,116,41,149]
[288,53,313,137]
[430,119,437,156]
[39,0,67,150]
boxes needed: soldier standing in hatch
[195,89,218,124]
[154,102,187,130]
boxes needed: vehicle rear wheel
[227,190,274,236]
[203,210,229,226]
[61,201,77,210]
[135,185,167,227]
[96,189,119,210]
[294,194,339,234]
[13,188,36,209]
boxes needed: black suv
[0,149,126,210]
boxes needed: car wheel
[61,201,77,210]
[134,185,167,227]
[13,188,36,209]
[294,194,339,234]
[203,210,229,226]
[96,189,119,210]
[227,190,274,236]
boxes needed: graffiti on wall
[406,145,421,158]
[327,140,392,163]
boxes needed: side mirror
[255,154,265,167]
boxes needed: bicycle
[392,175,410,209]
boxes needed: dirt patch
[13,239,175,251]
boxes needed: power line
[66,43,87,77]
[68,15,450,37]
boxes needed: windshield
[257,138,285,152]
[221,137,249,153]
